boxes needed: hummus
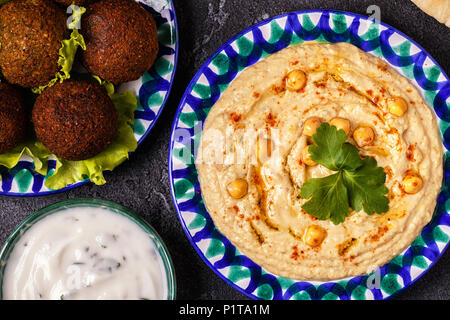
[196,42,443,281]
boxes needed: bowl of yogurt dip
[0,198,176,300]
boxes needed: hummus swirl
[196,42,443,280]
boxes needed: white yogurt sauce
[2,207,169,300]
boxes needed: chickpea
[285,69,307,92]
[401,173,423,194]
[256,137,272,162]
[226,178,248,199]
[303,117,322,136]
[387,97,408,117]
[302,145,317,166]
[304,225,327,247]
[329,117,351,136]
[353,126,375,147]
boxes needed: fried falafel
[0,82,27,154]
[0,0,67,88]
[32,80,118,161]
[81,0,159,85]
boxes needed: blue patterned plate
[169,10,450,300]
[0,0,178,196]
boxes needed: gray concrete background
[1,0,449,300]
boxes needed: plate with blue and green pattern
[0,0,178,196]
[169,10,450,300]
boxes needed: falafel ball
[81,0,159,85]
[32,80,118,161]
[0,82,27,154]
[0,0,67,88]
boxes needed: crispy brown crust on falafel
[0,82,27,154]
[0,0,67,88]
[32,80,118,161]
[81,0,159,85]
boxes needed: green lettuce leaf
[92,75,115,96]
[32,5,87,94]
[0,140,52,173]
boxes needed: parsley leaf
[308,123,362,171]
[300,123,388,224]
[300,172,350,224]
[343,157,389,215]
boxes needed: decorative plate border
[0,0,179,196]
[169,10,450,300]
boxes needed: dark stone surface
[0,0,449,300]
